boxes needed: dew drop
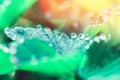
[99,34,107,41]
[0,45,9,53]
[24,25,29,28]
[85,35,90,42]
[93,37,100,43]
[85,45,90,49]
[36,24,42,29]
[43,27,51,32]
[5,27,18,40]
[14,24,18,27]
[70,33,77,39]
[15,27,25,36]
[78,33,85,40]
[9,42,17,54]
[107,34,111,39]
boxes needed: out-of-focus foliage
[103,5,120,45]
[0,74,12,80]
[81,5,120,80]
[0,0,36,43]
[0,0,120,80]
[5,18,120,79]
[0,45,14,75]
[81,35,120,79]
[5,26,89,80]
[84,5,120,45]
[0,0,36,30]
[88,58,120,80]
[84,24,109,39]
[5,24,120,80]
[15,39,86,80]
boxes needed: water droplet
[85,35,90,41]
[78,33,84,39]
[6,25,89,60]
[44,27,51,32]
[18,38,24,44]
[0,45,9,53]
[36,24,42,29]
[5,27,18,40]
[15,27,26,36]
[85,45,90,49]
[24,25,29,28]
[4,27,10,34]
[107,34,111,39]
[14,24,18,27]
[71,33,77,39]
[49,43,53,47]
[99,34,107,40]
[89,40,93,44]
[93,37,100,43]
[10,42,17,54]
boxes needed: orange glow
[78,0,112,14]
[35,0,120,32]
[36,0,114,16]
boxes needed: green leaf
[84,24,109,39]
[12,38,88,79]
[0,45,14,75]
[0,0,36,30]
